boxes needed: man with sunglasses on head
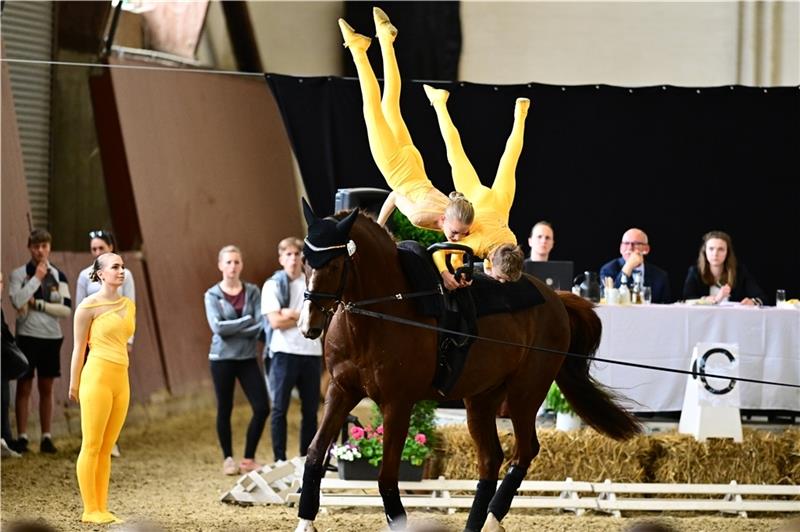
[599,227,673,304]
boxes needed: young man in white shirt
[261,237,323,461]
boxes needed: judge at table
[599,227,672,304]
[683,230,766,306]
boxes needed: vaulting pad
[470,274,545,317]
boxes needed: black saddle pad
[469,273,546,317]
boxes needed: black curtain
[342,1,461,81]
[266,75,800,304]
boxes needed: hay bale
[781,429,800,485]
[434,425,798,487]
[435,426,655,482]
[650,429,793,485]
[532,428,656,482]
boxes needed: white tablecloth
[591,304,800,412]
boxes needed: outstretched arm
[377,192,397,227]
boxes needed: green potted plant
[546,382,582,431]
[330,400,436,480]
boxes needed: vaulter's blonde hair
[444,191,475,225]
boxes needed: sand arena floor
[2,401,797,532]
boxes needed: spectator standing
[204,245,268,475]
[262,237,323,461]
[2,272,29,457]
[8,229,71,454]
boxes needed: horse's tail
[554,292,642,440]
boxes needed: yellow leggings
[347,29,444,209]
[76,356,129,519]
[430,96,528,216]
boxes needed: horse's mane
[331,209,397,253]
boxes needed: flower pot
[337,457,424,481]
[555,411,582,431]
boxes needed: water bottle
[618,274,631,305]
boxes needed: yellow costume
[341,10,529,275]
[340,13,448,230]
[427,87,529,273]
[76,297,134,524]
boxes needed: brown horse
[295,202,641,532]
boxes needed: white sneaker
[110,443,121,458]
[223,456,239,475]
[1,438,21,458]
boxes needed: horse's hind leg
[463,390,506,532]
[482,397,540,532]
[296,381,361,532]
[378,401,414,530]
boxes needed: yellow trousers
[430,98,527,272]
[347,30,448,227]
[430,96,527,217]
[76,356,129,519]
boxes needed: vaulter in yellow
[69,253,135,524]
[340,8,527,290]
[424,84,529,284]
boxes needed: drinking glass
[642,286,652,304]
[776,289,786,306]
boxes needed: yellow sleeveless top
[82,297,136,368]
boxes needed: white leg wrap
[295,518,317,532]
[480,512,505,532]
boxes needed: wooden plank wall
[93,58,302,394]
[1,44,34,303]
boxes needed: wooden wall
[92,57,302,394]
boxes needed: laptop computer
[523,260,574,290]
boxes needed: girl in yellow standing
[69,253,134,524]
[339,9,528,288]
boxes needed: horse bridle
[303,256,352,320]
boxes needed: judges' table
[591,304,800,412]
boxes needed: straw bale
[782,429,800,485]
[434,425,798,487]
[435,426,655,482]
[650,429,793,485]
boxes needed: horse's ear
[302,198,317,226]
[337,208,359,235]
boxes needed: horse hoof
[480,513,505,532]
[295,519,317,532]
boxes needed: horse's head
[298,198,359,339]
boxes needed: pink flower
[376,425,384,435]
[414,433,427,445]
[350,426,365,440]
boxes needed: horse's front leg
[378,401,413,530]
[295,381,361,532]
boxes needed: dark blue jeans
[268,352,321,461]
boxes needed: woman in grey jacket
[204,245,268,475]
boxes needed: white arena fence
[222,458,800,518]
